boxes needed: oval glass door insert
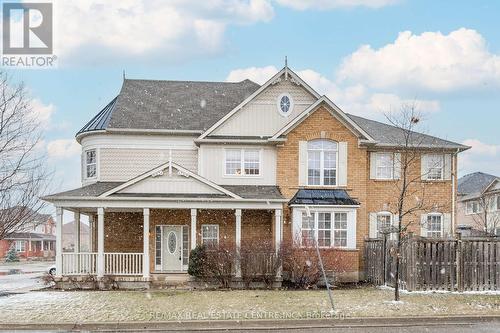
[167,231,177,254]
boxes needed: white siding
[199,144,277,185]
[100,148,197,182]
[212,77,317,137]
[119,172,221,195]
[80,134,198,184]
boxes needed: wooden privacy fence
[365,236,500,291]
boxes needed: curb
[0,315,499,331]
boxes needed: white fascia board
[198,66,322,140]
[194,139,274,145]
[198,68,287,140]
[45,198,286,210]
[98,161,242,199]
[271,96,375,142]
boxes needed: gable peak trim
[99,161,241,199]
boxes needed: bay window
[225,149,260,176]
[300,211,349,248]
[307,140,337,186]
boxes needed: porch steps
[151,273,192,289]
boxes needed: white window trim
[298,210,349,249]
[425,154,445,181]
[83,148,98,180]
[374,152,395,180]
[223,148,263,178]
[376,211,393,237]
[201,224,219,246]
[307,141,339,187]
[15,240,25,252]
[277,92,294,117]
[465,200,482,215]
[426,213,443,238]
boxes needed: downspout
[451,148,459,235]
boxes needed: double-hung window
[376,213,392,238]
[201,225,219,246]
[375,153,394,179]
[85,149,97,179]
[300,211,348,248]
[307,140,337,186]
[225,149,260,176]
[425,154,444,180]
[427,214,443,238]
[15,240,25,252]
[496,196,500,212]
[466,200,482,215]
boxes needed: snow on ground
[0,287,498,323]
[0,261,54,293]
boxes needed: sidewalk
[0,315,499,331]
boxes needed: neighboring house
[457,172,500,236]
[43,65,468,287]
[62,221,90,252]
[0,209,56,259]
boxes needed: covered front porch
[53,202,284,288]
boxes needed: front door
[162,226,182,271]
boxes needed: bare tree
[467,193,500,236]
[0,71,50,240]
[384,104,448,301]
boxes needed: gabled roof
[99,161,241,199]
[76,79,260,140]
[75,66,468,150]
[198,66,321,140]
[458,172,498,196]
[271,96,375,141]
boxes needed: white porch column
[88,215,94,252]
[190,209,197,250]
[235,209,242,278]
[97,208,105,278]
[275,209,282,254]
[74,211,81,253]
[143,208,150,279]
[55,207,63,277]
[275,209,283,278]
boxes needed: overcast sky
[13,0,500,200]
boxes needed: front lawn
[0,286,498,323]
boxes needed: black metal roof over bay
[289,189,359,206]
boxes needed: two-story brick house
[43,66,468,287]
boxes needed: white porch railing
[104,253,143,276]
[62,253,97,275]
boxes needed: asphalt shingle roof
[77,79,260,136]
[76,77,467,150]
[45,183,284,201]
[346,114,468,149]
[457,172,498,196]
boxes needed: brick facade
[276,105,457,279]
[86,105,456,283]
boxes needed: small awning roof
[5,232,56,241]
[289,189,359,206]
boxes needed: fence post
[456,233,463,292]
[407,233,415,292]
